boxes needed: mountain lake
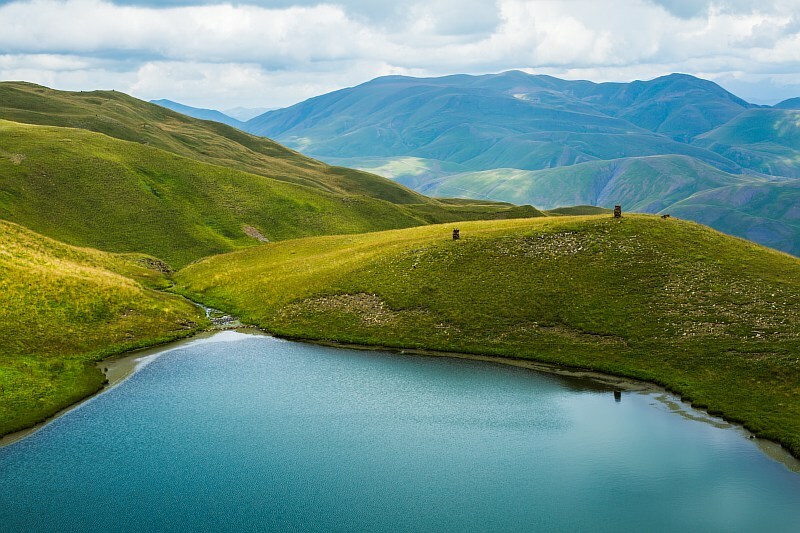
[1,331,799,532]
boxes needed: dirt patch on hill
[243,225,269,242]
[284,293,401,326]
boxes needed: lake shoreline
[0,329,238,448]
[3,326,799,472]
[287,336,800,471]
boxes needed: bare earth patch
[243,225,269,242]
[282,293,400,326]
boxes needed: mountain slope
[239,71,800,255]
[175,215,800,457]
[243,71,765,170]
[666,179,800,256]
[775,98,800,110]
[410,155,800,255]
[151,98,244,129]
[412,155,760,211]
[0,120,537,268]
[0,220,206,436]
[244,72,743,174]
[0,81,426,203]
[566,73,754,141]
[693,108,800,178]
[0,119,526,268]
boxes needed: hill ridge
[175,215,800,458]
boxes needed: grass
[0,119,533,268]
[418,155,759,211]
[694,108,800,179]
[0,81,428,203]
[175,215,800,457]
[413,156,800,257]
[545,205,612,216]
[0,220,208,436]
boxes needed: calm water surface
[1,332,799,532]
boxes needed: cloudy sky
[2,0,800,109]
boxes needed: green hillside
[667,179,800,256]
[399,155,800,256]
[545,205,612,216]
[246,72,742,175]
[0,120,534,268]
[0,81,426,204]
[0,220,206,436]
[175,216,800,457]
[237,71,800,256]
[694,108,800,178]
[414,155,761,210]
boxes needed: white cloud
[0,0,798,107]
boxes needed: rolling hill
[776,98,800,110]
[175,215,800,457]
[693,108,800,178]
[403,155,800,254]
[408,155,760,211]
[244,71,744,174]
[0,119,538,268]
[0,220,206,436]
[0,81,428,203]
[240,71,800,255]
[666,179,800,256]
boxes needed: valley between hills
[0,80,799,464]
[185,71,800,257]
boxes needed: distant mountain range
[174,71,796,255]
[150,99,245,129]
[223,106,274,121]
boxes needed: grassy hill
[0,220,207,437]
[0,119,536,268]
[175,216,800,457]
[666,179,800,256]
[382,155,800,256]
[693,108,800,178]
[0,81,427,203]
[410,155,758,211]
[237,71,800,255]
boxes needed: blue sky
[1,0,800,109]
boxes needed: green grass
[694,109,800,178]
[0,81,427,203]
[0,220,207,436]
[411,156,800,257]
[545,205,612,216]
[417,155,760,211]
[667,179,800,256]
[175,215,800,457]
[0,119,532,268]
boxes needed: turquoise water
[2,331,799,532]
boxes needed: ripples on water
[1,332,799,532]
